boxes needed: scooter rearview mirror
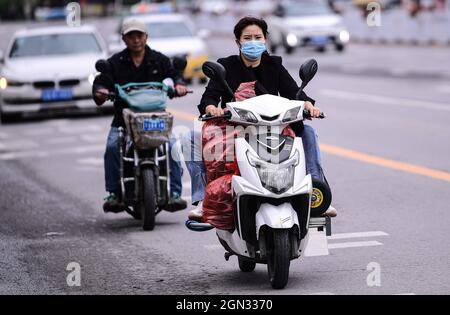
[172,55,188,72]
[202,61,235,99]
[299,59,318,85]
[95,59,111,74]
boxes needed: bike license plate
[41,89,73,102]
[143,118,165,131]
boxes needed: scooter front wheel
[140,167,156,231]
[267,229,291,289]
[238,258,256,272]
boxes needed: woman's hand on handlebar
[205,105,224,117]
[304,101,322,120]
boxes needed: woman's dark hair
[233,16,268,40]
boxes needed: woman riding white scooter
[182,16,337,221]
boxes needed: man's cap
[121,19,148,35]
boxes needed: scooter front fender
[255,202,299,236]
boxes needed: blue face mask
[240,41,266,61]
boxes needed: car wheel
[0,112,21,124]
[284,45,294,54]
[315,46,326,53]
[335,43,345,52]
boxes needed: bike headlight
[282,106,301,122]
[246,150,300,194]
[235,108,258,123]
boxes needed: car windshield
[146,22,193,38]
[284,2,332,16]
[9,33,102,58]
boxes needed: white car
[0,25,109,122]
[267,0,350,54]
[109,13,209,84]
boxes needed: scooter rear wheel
[310,178,332,217]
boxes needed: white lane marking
[328,231,389,240]
[45,232,65,237]
[320,89,450,112]
[0,144,103,160]
[46,136,78,145]
[76,166,102,172]
[0,150,49,160]
[309,292,335,295]
[436,85,450,94]
[203,244,222,250]
[0,139,38,151]
[58,125,103,134]
[77,157,103,166]
[328,241,383,250]
[22,129,54,136]
[80,134,106,143]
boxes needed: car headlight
[339,30,350,43]
[282,106,301,123]
[0,77,7,90]
[286,33,298,47]
[235,108,258,123]
[246,150,300,194]
[88,73,98,85]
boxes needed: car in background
[234,0,276,17]
[0,25,109,122]
[34,6,67,21]
[192,0,231,15]
[267,0,350,54]
[109,13,209,84]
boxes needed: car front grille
[33,81,55,89]
[32,79,81,89]
[59,79,80,87]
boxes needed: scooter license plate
[41,89,73,102]
[143,118,165,131]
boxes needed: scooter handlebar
[303,109,326,120]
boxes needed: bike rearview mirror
[95,59,111,74]
[172,56,188,72]
[299,59,318,85]
[202,61,235,99]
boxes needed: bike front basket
[116,82,168,112]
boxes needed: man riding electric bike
[93,19,188,214]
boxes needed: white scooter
[186,59,332,289]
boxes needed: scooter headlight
[234,108,258,123]
[246,150,300,194]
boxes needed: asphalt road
[1,21,450,295]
